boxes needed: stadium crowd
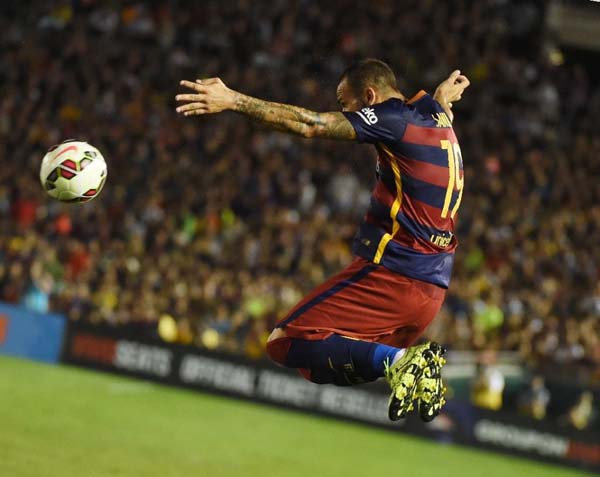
[1,0,600,377]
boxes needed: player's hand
[433,70,470,123]
[175,78,236,116]
[434,70,470,106]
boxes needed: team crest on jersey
[357,107,378,125]
[432,112,452,128]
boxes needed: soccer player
[175,59,469,421]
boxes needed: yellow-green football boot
[416,343,447,422]
[384,342,441,421]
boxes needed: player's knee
[265,332,292,367]
[265,337,320,384]
[298,368,312,381]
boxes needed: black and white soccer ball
[40,140,107,203]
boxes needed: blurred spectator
[563,391,595,430]
[518,375,551,420]
[158,314,178,343]
[21,280,51,314]
[471,353,505,411]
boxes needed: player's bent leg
[266,257,448,420]
[267,330,447,421]
[266,329,403,387]
[286,335,385,386]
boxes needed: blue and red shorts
[276,256,446,348]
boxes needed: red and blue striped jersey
[343,91,464,288]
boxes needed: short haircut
[340,58,398,95]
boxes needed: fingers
[195,77,221,85]
[183,108,208,116]
[176,102,208,113]
[176,104,209,116]
[179,79,220,91]
[176,81,208,115]
[176,77,227,117]
[176,80,212,116]
[447,70,470,88]
[179,80,207,92]
[456,75,470,88]
[448,69,461,81]
[175,94,207,102]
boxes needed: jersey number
[440,140,464,219]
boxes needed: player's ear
[365,87,377,106]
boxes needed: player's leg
[267,328,405,386]
[265,257,447,420]
[267,329,444,420]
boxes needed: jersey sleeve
[342,100,408,145]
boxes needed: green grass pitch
[0,356,589,477]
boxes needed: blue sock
[285,334,402,386]
[371,343,402,375]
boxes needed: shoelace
[383,356,392,378]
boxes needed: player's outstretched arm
[175,78,356,140]
[433,70,470,123]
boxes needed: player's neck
[379,90,406,103]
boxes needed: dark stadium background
[1,1,599,476]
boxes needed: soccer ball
[40,140,107,202]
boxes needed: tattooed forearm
[234,94,315,135]
[233,93,355,140]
